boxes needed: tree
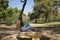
[29,0,59,23]
[0,0,8,23]
[7,7,14,17]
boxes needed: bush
[6,19,13,26]
[6,21,13,26]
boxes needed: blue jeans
[21,23,37,32]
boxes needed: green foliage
[6,18,13,26]
[0,0,8,23]
[0,0,26,25]
[29,0,59,23]
[7,8,14,17]
[6,7,21,25]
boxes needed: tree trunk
[45,13,48,23]
[35,19,38,23]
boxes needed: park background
[0,0,60,26]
